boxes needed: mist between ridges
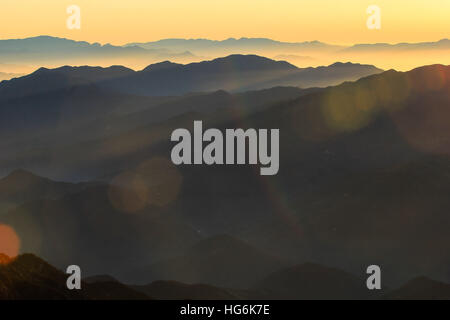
[170,121,279,176]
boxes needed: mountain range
[1,253,449,300]
[0,253,148,300]
[0,36,449,299]
[0,63,449,287]
[0,36,197,70]
[125,38,450,71]
[2,36,448,72]
[0,54,380,177]
[126,38,343,56]
[0,55,382,99]
[129,37,450,55]
[342,38,450,52]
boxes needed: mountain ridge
[3,252,449,300]
[0,253,150,300]
[1,64,449,287]
[0,54,383,98]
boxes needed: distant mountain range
[343,38,450,52]
[4,36,448,62]
[0,36,198,70]
[128,37,450,55]
[126,37,343,56]
[1,36,449,73]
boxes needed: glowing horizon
[1,0,449,46]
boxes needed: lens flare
[109,157,183,213]
[321,86,375,132]
[136,157,183,207]
[109,171,150,213]
[390,65,450,155]
[0,224,20,259]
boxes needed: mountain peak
[0,253,50,269]
[3,169,39,181]
[10,253,45,264]
[328,61,376,68]
[33,67,50,74]
[207,54,298,71]
[142,61,181,72]
[329,62,355,67]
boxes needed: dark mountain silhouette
[101,55,382,96]
[0,65,134,102]
[0,55,382,101]
[384,277,450,300]
[0,253,86,299]
[253,263,375,300]
[122,235,288,288]
[0,253,149,300]
[3,252,448,300]
[132,280,240,300]
[0,56,376,149]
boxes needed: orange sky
[0,0,449,45]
